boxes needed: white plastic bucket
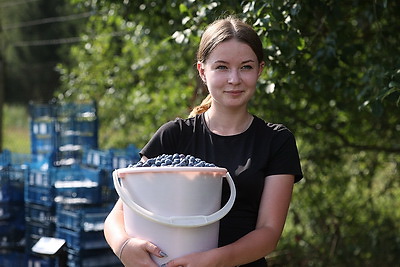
[113,167,236,265]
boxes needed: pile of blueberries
[129,153,216,168]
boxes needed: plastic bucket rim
[113,168,236,228]
[117,166,228,177]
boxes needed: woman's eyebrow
[212,59,256,64]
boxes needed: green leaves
[57,1,400,265]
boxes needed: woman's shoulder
[253,115,291,133]
[159,114,202,132]
[167,114,200,126]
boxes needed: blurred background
[0,0,399,266]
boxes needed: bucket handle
[113,169,236,228]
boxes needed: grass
[2,104,31,154]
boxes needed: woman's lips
[224,90,244,96]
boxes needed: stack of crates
[24,164,122,266]
[63,146,140,266]
[26,101,136,266]
[29,103,57,165]
[56,204,120,266]
[0,101,140,266]
[29,101,98,167]
[0,150,28,265]
[82,144,141,180]
[54,102,98,166]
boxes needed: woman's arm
[104,199,167,266]
[104,199,129,256]
[165,174,295,267]
[104,156,168,267]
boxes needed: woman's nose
[228,70,241,84]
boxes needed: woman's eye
[242,65,253,70]
[216,65,228,70]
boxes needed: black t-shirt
[140,113,303,266]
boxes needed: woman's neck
[205,108,253,136]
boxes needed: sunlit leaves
[56,1,400,265]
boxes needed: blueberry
[194,162,205,167]
[147,158,155,165]
[129,154,216,168]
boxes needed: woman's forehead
[207,39,258,63]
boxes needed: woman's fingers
[145,241,168,258]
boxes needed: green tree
[56,0,242,148]
[57,0,400,265]
[0,0,88,104]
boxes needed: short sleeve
[265,127,303,183]
[140,120,182,158]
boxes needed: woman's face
[198,39,264,110]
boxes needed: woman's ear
[258,61,265,77]
[197,62,206,83]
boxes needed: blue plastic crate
[112,155,138,169]
[75,118,97,134]
[0,251,26,267]
[67,248,121,267]
[76,134,98,150]
[0,166,25,203]
[27,168,53,188]
[25,235,40,253]
[0,221,25,248]
[55,102,76,119]
[0,202,25,221]
[54,166,102,184]
[0,201,12,219]
[83,167,105,184]
[74,102,97,117]
[29,102,56,121]
[56,204,112,232]
[53,166,104,205]
[56,117,75,134]
[26,254,58,267]
[9,164,29,182]
[54,148,82,167]
[56,226,108,251]
[31,120,56,137]
[0,149,11,167]
[54,182,101,205]
[26,166,110,205]
[28,165,98,188]
[25,221,55,241]
[31,133,56,156]
[56,131,77,148]
[25,202,56,224]
[29,154,53,168]
[110,144,140,169]
[82,149,113,170]
[100,169,113,188]
[25,185,55,207]
[0,170,10,202]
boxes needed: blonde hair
[189,16,264,118]
[189,94,212,118]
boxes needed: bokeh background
[1,0,399,266]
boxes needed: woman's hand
[104,199,167,267]
[119,237,167,267]
[161,249,223,267]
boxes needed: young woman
[104,16,303,267]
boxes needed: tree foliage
[0,0,83,103]
[57,0,400,265]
